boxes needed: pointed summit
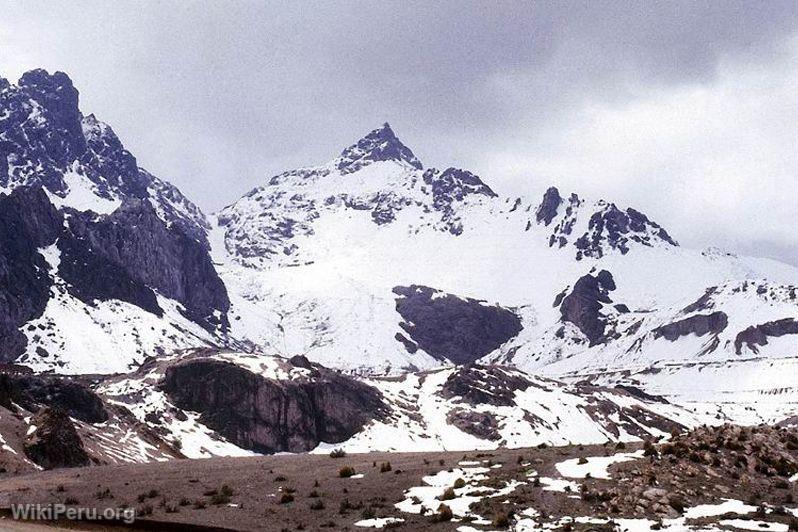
[337,122,423,174]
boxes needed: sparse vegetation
[329,448,346,458]
[380,461,392,473]
[492,510,511,527]
[432,503,453,522]
[339,466,356,478]
[309,499,325,510]
[439,487,456,501]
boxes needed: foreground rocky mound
[160,356,389,453]
[0,370,180,473]
[22,407,91,469]
[586,424,798,519]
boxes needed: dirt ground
[0,435,795,531]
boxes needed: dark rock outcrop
[446,408,501,441]
[559,270,617,345]
[536,186,562,226]
[23,407,91,469]
[734,318,798,354]
[61,200,229,330]
[652,311,728,341]
[337,122,422,174]
[0,373,107,423]
[0,187,62,360]
[575,204,678,260]
[393,285,523,364]
[439,365,532,407]
[1,69,208,243]
[161,359,388,454]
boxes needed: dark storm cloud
[2,1,798,264]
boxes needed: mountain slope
[0,70,229,372]
[210,123,798,403]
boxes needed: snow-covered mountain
[0,70,229,373]
[2,69,797,437]
[210,122,798,425]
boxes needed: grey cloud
[1,1,797,264]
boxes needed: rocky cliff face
[559,270,618,345]
[0,69,208,241]
[0,372,107,423]
[62,200,229,330]
[23,407,91,469]
[160,358,388,453]
[653,311,728,341]
[735,318,798,354]
[393,285,523,364]
[0,187,62,360]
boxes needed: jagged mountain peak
[336,122,423,174]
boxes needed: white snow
[554,450,644,479]
[354,517,405,528]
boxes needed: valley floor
[0,426,796,532]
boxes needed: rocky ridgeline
[581,424,798,520]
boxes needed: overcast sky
[2,1,798,265]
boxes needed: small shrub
[193,500,207,509]
[279,493,294,504]
[63,497,79,505]
[55,485,65,493]
[492,511,510,527]
[668,495,685,514]
[578,457,589,465]
[380,462,392,473]
[434,504,453,522]
[339,466,356,478]
[453,478,466,489]
[308,490,320,498]
[179,497,191,507]
[210,491,231,505]
[95,488,112,500]
[439,487,456,501]
[361,505,376,519]
[310,499,325,510]
[329,448,346,458]
[274,475,287,482]
[138,504,153,516]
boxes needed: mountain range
[1,69,797,466]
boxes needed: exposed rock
[439,364,532,407]
[735,318,798,354]
[23,407,91,469]
[0,187,62,360]
[446,408,501,441]
[535,186,562,226]
[574,203,677,260]
[559,270,617,345]
[61,200,229,330]
[653,311,728,341]
[393,285,523,364]
[0,373,107,423]
[0,69,209,243]
[337,122,422,174]
[681,287,717,314]
[160,359,388,453]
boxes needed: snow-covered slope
[98,349,710,456]
[0,70,229,372]
[210,121,798,416]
